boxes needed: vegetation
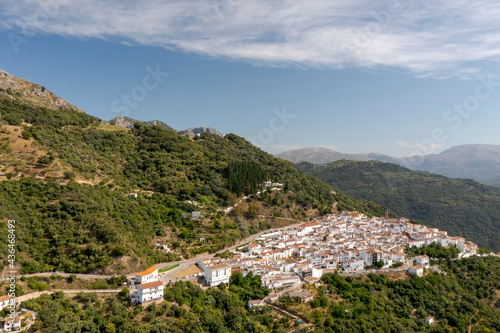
[0,98,394,273]
[406,243,460,260]
[21,256,500,332]
[22,273,280,333]
[159,264,180,273]
[281,256,500,332]
[296,160,500,251]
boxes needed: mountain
[278,145,500,187]
[178,126,223,137]
[296,160,500,251]
[0,71,393,274]
[399,144,500,183]
[106,115,175,131]
[275,147,400,165]
[106,116,223,137]
[0,68,83,113]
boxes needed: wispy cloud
[2,0,500,77]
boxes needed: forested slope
[296,160,500,251]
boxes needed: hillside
[0,94,393,274]
[286,256,500,332]
[13,255,500,332]
[0,68,82,113]
[296,160,500,251]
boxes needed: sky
[1,0,500,157]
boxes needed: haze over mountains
[276,145,500,187]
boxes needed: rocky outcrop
[105,116,174,131]
[178,127,223,137]
[0,68,83,113]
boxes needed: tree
[247,202,262,219]
[21,130,32,139]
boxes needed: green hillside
[0,97,392,273]
[296,160,500,251]
[16,256,500,332]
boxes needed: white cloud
[2,0,500,77]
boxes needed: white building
[341,259,364,272]
[425,316,434,324]
[134,267,159,285]
[204,263,231,286]
[0,295,15,311]
[137,280,164,303]
[415,255,430,268]
[408,265,424,277]
[3,316,21,332]
[311,266,323,279]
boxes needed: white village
[122,210,478,310]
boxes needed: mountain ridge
[0,68,83,113]
[277,145,500,186]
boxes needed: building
[408,265,424,277]
[415,255,430,268]
[3,316,21,332]
[203,263,231,286]
[248,299,266,310]
[425,316,434,324]
[128,193,137,198]
[136,280,164,303]
[134,267,159,285]
[2,310,36,332]
[0,295,15,311]
[267,293,279,303]
[341,259,364,272]
[192,211,201,219]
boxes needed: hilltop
[0,68,82,113]
[296,160,500,251]
[105,115,175,132]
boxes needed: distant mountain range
[296,160,500,251]
[276,145,500,187]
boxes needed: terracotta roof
[139,280,163,289]
[0,295,14,302]
[209,263,230,270]
[136,266,158,276]
[301,222,320,228]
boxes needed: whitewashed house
[0,295,15,311]
[204,263,231,286]
[415,255,430,268]
[137,280,164,303]
[408,265,424,277]
[134,267,159,285]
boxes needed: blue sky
[1,1,500,156]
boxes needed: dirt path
[17,289,121,302]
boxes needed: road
[159,221,305,284]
